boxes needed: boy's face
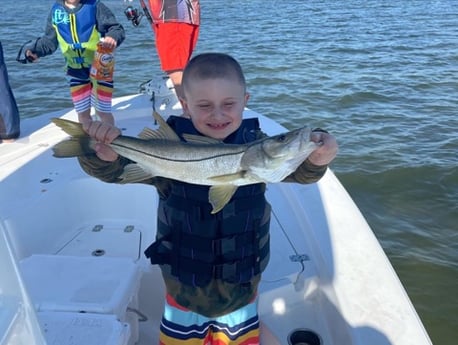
[64,0,81,7]
[181,77,249,140]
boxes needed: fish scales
[111,137,248,185]
[51,112,318,213]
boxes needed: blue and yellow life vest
[51,0,100,68]
[144,117,271,287]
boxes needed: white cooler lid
[20,255,141,316]
[38,311,130,345]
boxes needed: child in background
[77,53,338,344]
[23,0,125,125]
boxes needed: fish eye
[277,134,286,142]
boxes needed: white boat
[0,79,432,345]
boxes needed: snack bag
[90,40,114,81]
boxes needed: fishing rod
[16,38,39,64]
[124,0,153,27]
[124,0,157,122]
[139,0,153,25]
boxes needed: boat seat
[19,254,143,345]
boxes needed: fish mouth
[299,127,313,150]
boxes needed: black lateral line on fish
[112,142,248,163]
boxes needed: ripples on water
[2,0,457,343]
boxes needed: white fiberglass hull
[0,88,431,345]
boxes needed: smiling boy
[78,53,338,344]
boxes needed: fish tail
[52,118,87,137]
[51,118,94,157]
[52,138,94,157]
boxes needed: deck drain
[92,249,105,256]
[288,329,321,345]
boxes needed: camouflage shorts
[163,273,261,318]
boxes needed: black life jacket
[144,116,271,287]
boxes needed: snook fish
[52,112,318,213]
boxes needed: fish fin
[118,163,154,183]
[52,118,87,137]
[137,127,160,140]
[52,138,93,157]
[209,171,245,182]
[138,111,181,141]
[182,134,222,144]
[209,185,238,214]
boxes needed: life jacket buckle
[73,56,85,64]
[214,262,238,281]
[212,236,237,255]
[71,43,83,50]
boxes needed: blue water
[2,1,457,343]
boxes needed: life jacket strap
[71,43,84,50]
[145,233,270,285]
[73,56,85,64]
[165,193,266,221]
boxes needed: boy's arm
[282,159,328,184]
[78,155,131,183]
[78,154,170,200]
[96,2,126,46]
[25,12,58,58]
[76,121,156,184]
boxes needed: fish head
[261,126,315,159]
[243,126,319,182]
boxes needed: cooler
[38,311,130,345]
[20,255,142,345]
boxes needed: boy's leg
[211,299,260,345]
[92,79,114,125]
[67,68,92,123]
[69,79,92,123]
[159,294,260,344]
[68,68,92,123]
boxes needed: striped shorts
[160,294,260,345]
[67,67,113,114]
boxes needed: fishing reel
[124,5,143,27]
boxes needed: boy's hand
[102,36,117,49]
[25,50,39,62]
[82,121,120,162]
[308,132,338,166]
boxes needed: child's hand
[102,36,117,49]
[308,131,338,166]
[82,121,120,162]
[25,50,39,62]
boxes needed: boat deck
[0,93,432,345]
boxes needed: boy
[23,0,125,124]
[78,53,338,344]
